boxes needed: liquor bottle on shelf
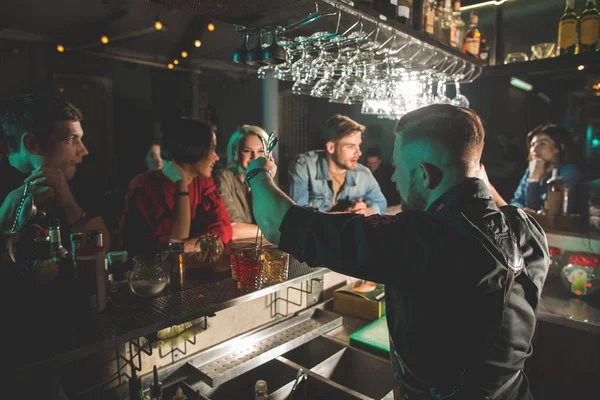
[396,0,412,25]
[558,0,578,55]
[462,10,481,59]
[373,0,396,19]
[422,0,436,35]
[479,38,490,64]
[580,0,600,52]
[453,0,466,49]
[440,0,453,45]
[434,0,445,41]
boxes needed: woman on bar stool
[509,124,584,214]
[213,125,275,241]
[121,118,232,258]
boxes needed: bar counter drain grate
[187,308,342,387]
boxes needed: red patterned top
[120,170,232,257]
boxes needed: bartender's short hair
[0,92,83,154]
[321,114,365,145]
[160,118,214,164]
[395,105,485,166]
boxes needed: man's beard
[332,154,354,171]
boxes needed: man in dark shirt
[364,145,401,206]
[246,105,548,399]
[0,93,110,255]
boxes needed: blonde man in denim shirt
[287,114,387,215]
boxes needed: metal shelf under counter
[13,257,328,374]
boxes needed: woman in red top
[121,118,232,258]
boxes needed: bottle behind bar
[558,0,578,55]
[545,168,565,216]
[423,0,436,35]
[49,220,68,258]
[76,230,107,312]
[479,38,490,65]
[373,0,396,19]
[462,10,481,59]
[580,0,600,52]
[453,0,465,49]
[440,0,453,45]
[396,0,412,25]
[434,0,445,41]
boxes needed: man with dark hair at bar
[288,114,387,215]
[364,145,401,206]
[121,118,232,258]
[0,92,110,250]
[246,105,548,399]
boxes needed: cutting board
[349,315,390,358]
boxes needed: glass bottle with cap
[108,250,130,306]
[561,252,600,296]
[254,380,268,400]
[547,246,563,281]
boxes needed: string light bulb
[207,22,215,31]
[154,19,163,31]
[56,44,65,53]
[181,50,188,58]
[101,35,109,44]
[168,63,174,69]
[194,39,202,48]
[173,59,179,65]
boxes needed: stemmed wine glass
[451,80,470,108]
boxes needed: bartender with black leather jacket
[245,105,549,400]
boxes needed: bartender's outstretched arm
[246,156,292,246]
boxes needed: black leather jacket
[279,178,549,399]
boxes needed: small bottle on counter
[144,366,163,400]
[254,380,268,400]
[108,250,130,306]
[129,365,144,400]
[545,168,565,217]
[76,230,108,312]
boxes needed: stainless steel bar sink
[309,344,395,400]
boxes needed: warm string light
[181,50,188,58]
[173,59,179,65]
[168,63,174,69]
[578,65,585,71]
[154,20,163,31]
[194,39,202,48]
[101,35,109,44]
[56,44,65,53]
[207,22,215,31]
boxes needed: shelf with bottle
[348,0,481,61]
[481,49,600,78]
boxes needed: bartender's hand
[528,158,547,181]
[351,198,374,216]
[247,156,277,179]
[24,166,76,208]
[162,160,188,184]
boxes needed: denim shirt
[287,150,388,214]
[510,163,584,213]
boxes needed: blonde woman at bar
[213,125,273,240]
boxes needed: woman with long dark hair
[121,118,232,257]
[510,124,584,214]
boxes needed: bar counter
[14,257,327,374]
